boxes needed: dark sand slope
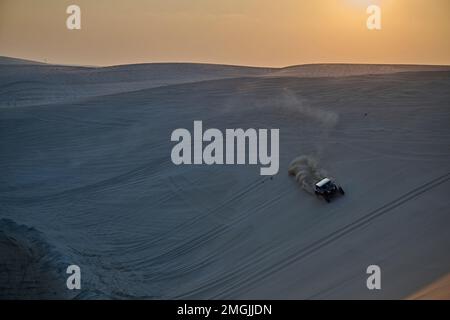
[0,219,69,299]
[0,58,449,298]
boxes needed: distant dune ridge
[266,63,450,78]
[1,55,450,108]
[1,56,450,299]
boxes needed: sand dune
[268,63,450,78]
[0,56,274,108]
[0,219,69,299]
[0,57,449,299]
[2,56,449,108]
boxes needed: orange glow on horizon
[0,0,449,67]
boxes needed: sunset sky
[0,0,449,67]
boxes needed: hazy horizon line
[1,54,450,69]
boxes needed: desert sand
[0,56,449,299]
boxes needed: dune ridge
[1,57,449,299]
